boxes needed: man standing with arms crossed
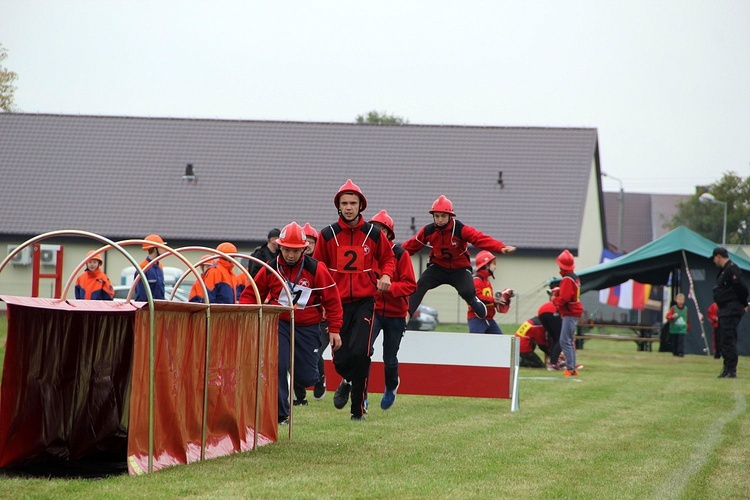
[314,180,395,421]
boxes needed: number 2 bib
[336,245,365,273]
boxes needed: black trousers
[718,314,742,373]
[409,265,475,317]
[334,297,375,418]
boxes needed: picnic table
[575,323,662,352]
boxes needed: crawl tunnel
[0,231,291,476]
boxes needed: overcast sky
[2,1,749,195]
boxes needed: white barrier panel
[323,331,519,402]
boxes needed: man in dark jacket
[711,247,749,378]
[248,228,280,276]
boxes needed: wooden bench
[576,324,662,351]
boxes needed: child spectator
[666,293,689,357]
[706,302,720,359]
[75,251,114,300]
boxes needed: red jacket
[239,254,343,332]
[402,218,506,270]
[707,302,718,329]
[75,269,114,300]
[374,244,417,318]
[466,268,512,320]
[515,317,549,354]
[313,215,395,303]
[553,272,583,317]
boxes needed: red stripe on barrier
[324,360,510,399]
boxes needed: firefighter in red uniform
[515,301,559,368]
[403,195,516,321]
[553,249,583,377]
[467,250,513,334]
[240,222,343,424]
[313,179,395,421]
[369,209,417,410]
[75,251,115,300]
[293,222,327,405]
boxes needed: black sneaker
[718,369,729,378]
[314,377,326,400]
[278,416,289,425]
[333,380,351,409]
[727,372,737,378]
[351,414,366,421]
[293,399,308,406]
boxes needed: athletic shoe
[278,416,289,425]
[293,399,308,406]
[313,377,326,400]
[380,377,400,410]
[718,369,729,378]
[727,372,737,378]
[547,363,562,371]
[469,298,487,319]
[350,415,366,421]
[333,380,351,409]
[363,399,369,414]
[564,369,578,377]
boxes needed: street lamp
[699,193,727,245]
[601,172,624,253]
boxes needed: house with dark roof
[0,113,606,322]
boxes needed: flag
[598,249,650,310]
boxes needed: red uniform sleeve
[458,224,506,254]
[401,227,427,256]
[386,251,417,298]
[238,268,270,304]
[666,306,676,322]
[317,262,343,333]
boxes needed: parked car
[112,285,189,302]
[407,304,439,331]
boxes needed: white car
[406,305,439,331]
[112,285,189,302]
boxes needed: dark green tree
[668,171,750,244]
[355,110,408,125]
[0,44,18,112]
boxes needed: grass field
[0,317,749,498]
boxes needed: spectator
[248,228,280,276]
[190,243,238,304]
[403,195,516,322]
[313,179,395,421]
[188,254,216,303]
[552,249,583,377]
[134,234,166,301]
[666,292,689,357]
[75,251,114,300]
[706,302,720,359]
[240,222,343,425]
[369,209,417,410]
[711,247,749,378]
[467,251,513,334]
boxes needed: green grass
[1,317,749,498]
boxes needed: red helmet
[334,179,367,212]
[557,249,575,272]
[302,222,318,241]
[429,195,455,216]
[277,222,309,249]
[142,234,166,250]
[368,209,395,240]
[217,242,237,255]
[475,250,496,271]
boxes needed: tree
[0,44,18,112]
[668,172,750,244]
[355,110,409,125]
